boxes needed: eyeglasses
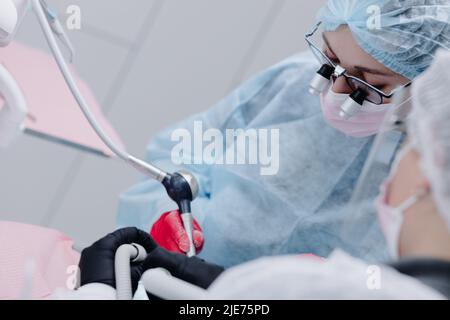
[305,22,411,105]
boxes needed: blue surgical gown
[117,52,391,267]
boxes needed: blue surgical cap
[318,0,450,79]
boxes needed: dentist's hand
[78,227,158,293]
[142,247,224,290]
[151,210,204,254]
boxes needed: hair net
[408,49,450,230]
[318,0,450,80]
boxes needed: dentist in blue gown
[117,0,450,267]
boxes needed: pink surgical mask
[374,145,427,259]
[320,86,392,138]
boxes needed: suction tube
[115,244,147,300]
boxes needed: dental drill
[0,0,198,257]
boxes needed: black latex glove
[142,247,225,290]
[79,227,158,293]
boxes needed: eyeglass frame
[304,21,412,105]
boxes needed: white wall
[0,0,325,247]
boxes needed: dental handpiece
[161,171,199,257]
[32,0,198,256]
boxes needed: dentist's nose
[331,76,353,95]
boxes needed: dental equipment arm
[0,1,18,40]
[31,0,169,181]
[32,0,198,257]
[0,64,27,148]
[38,0,75,62]
[0,2,28,146]
[0,0,198,256]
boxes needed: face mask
[374,145,427,259]
[320,86,392,138]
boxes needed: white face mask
[374,145,428,259]
[320,86,392,138]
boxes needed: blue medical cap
[318,0,450,79]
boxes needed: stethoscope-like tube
[114,244,147,300]
[31,0,197,256]
[32,0,167,181]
